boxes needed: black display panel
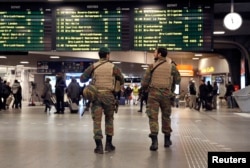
[0,5,52,51]
[37,61,92,73]
[133,2,213,51]
[0,2,213,52]
[56,5,130,51]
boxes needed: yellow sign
[201,67,215,73]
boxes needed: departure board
[0,2,213,52]
[56,7,130,51]
[37,61,92,73]
[133,4,212,51]
[0,5,52,51]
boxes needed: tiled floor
[0,102,250,168]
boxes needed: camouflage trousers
[146,88,172,136]
[91,91,115,139]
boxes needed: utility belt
[149,86,169,90]
[98,89,113,93]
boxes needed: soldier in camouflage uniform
[141,47,181,151]
[80,47,124,154]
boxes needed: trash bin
[233,86,250,112]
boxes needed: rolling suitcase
[206,102,213,111]
[50,95,57,108]
[68,98,78,113]
[51,96,56,105]
[6,95,13,109]
[119,97,125,105]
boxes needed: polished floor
[0,101,250,168]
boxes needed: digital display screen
[0,2,213,52]
[56,6,130,51]
[37,61,92,73]
[0,5,52,51]
[133,3,213,51]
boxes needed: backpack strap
[150,60,166,75]
[90,60,109,76]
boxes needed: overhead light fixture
[141,64,149,68]
[192,58,199,60]
[213,31,225,35]
[20,61,29,64]
[48,0,63,2]
[112,61,121,64]
[50,56,60,59]
[0,56,7,59]
[194,53,203,57]
[223,0,243,31]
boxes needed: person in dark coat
[54,73,66,114]
[124,85,132,105]
[197,79,208,111]
[2,81,11,110]
[189,80,197,109]
[67,77,81,105]
[42,78,52,113]
[212,81,218,109]
[138,88,148,112]
[11,80,22,109]
[206,81,213,110]
[225,81,235,108]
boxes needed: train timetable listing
[0,7,52,51]
[134,6,212,51]
[56,8,130,51]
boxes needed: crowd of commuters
[178,79,236,111]
[0,77,22,111]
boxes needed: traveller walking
[124,85,132,105]
[225,81,235,108]
[188,80,197,109]
[41,78,52,113]
[132,84,139,105]
[138,88,148,112]
[67,77,81,105]
[12,80,22,109]
[54,73,66,114]
[212,81,218,109]
[197,79,208,111]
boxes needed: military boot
[164,134,172,148]
[105,135,116,152]
[94,139,104,154]
[149,135,158,151]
